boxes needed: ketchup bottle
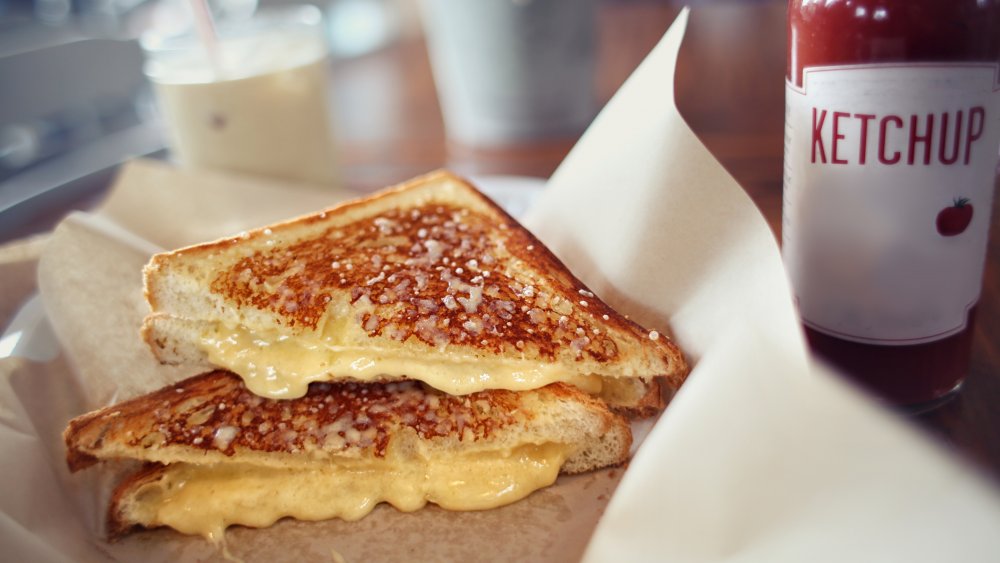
[783,0,1000,411]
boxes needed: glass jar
[784,0,1000,410]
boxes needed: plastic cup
[141,5,338,186]
[419,0,599,147]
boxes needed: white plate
[470,174,545,218]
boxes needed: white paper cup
[141,5,339,186]
[419,0,598,146]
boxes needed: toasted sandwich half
[64,370,631,540]
[142,170,687,415]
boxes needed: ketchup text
[811,106,986,166]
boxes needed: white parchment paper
[1,8,999,563]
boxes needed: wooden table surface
[3,0,996,481]
[331,0,1000,481]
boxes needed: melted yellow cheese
[200,324,602,399]
[128,443,570,541]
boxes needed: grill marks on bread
[209,203,622,362]
[66,371,537,470]
[142,171,689,412]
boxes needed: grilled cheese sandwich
[142,170,687,415]
[64,371,630,540]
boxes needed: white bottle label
[784,64,1000,345]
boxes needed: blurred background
[0,0,418,239]
[0,0,783,241]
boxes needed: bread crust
[107,463,163,540]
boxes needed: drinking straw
[187,0,224,79]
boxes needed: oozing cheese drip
[127,443,571,541]
[200,324,603,399]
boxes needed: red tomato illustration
[937,198,973,237]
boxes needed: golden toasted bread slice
[64,371,631,539]
[142,170,687,414]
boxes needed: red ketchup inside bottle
[786,0,1000,410]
